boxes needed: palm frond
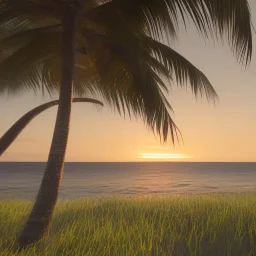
[76,35,183,142]
[0,0,253,144]
[0,28,60,94]
[140,36,219,101]
[0,1,59,38]
[85,0,252,65]
[82,29,218,102]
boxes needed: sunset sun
[139,153,193,160]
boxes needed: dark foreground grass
[0,193,256,256]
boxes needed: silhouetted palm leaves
[0,0,252,142]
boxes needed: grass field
[1,193,256,256]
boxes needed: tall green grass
[0,193,256,256]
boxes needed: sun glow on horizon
[139,153,193,160]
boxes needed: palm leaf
[85,0,252,65]
[82,29,218,102]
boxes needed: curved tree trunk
[18,10,77,247]
[0,98,103,157]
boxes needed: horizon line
[0,161,255,163]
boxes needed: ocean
[0,162,256,200]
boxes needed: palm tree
[0,0,252,248]
[0,98,103,156]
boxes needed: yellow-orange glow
[139,153,193,159]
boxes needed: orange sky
[1,1,256,162]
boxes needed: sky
[0,1,256,162]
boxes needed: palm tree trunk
[18,10,77,247]
[0,98,103,157]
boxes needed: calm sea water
[0,162,256,200]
